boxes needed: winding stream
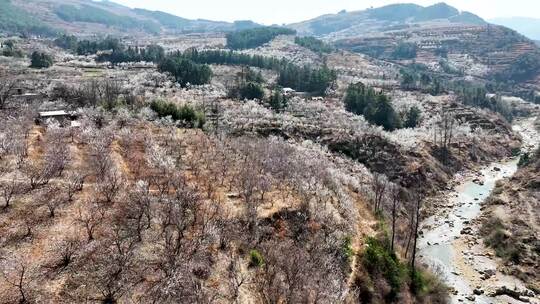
[419,117,539,304]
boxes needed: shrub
[239,82,265,100]
[481,217,521,263]
[518,152,530,167]
[404,106,422,128]
[249,249,264,267]
[410,268,449,302]
[150,100,205,128]
[342,236,354,262]
[392,42,417,59]
[268,89,288,112]
[30,51,53,68]
[362,237,404,299]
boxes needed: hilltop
[0,0,262,36]
[289,3,486,37]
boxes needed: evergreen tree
[343,82,402,131]
[157,57,212,87]
[404,106,422,128]
[268,89,288,112]
[30,51,53,69]
[239,82,265,100]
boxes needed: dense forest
[180,49,336,95]
[157,56,213,87]
[343,83,406,131]
[97,45,165,65]
[294,36,334,54]
[226,26,296,50]
[54,35,123,55]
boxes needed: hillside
[0,0,262,36]
[288,3,486,37]
[480,118,540,291]
[288,3,540,95]
[0,2,539,303]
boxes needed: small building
[36,110,78,126]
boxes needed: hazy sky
[111,0,540,24]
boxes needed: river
[419,117,539,304]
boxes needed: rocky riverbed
[419,117,540,304]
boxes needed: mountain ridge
[1,1,489,37]
[288,2,486,37]
[1,0,263,36]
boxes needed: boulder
[465,295,475,301]
[461,227,473,235]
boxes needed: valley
[420,117,539,304]
[0,1,539,303]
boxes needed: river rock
[461,227,473,235]
[481,269,496,280]
[473,288,484,295]
[491,286,533,301]
[472,178,484,185]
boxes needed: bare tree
[433,111,456,163]
[88,133,114,179]
[36,185,68,218]
[95,169,123,204]
[0,177,22,210]
[1,261,30,304]
[226,255,249,303]
[22,161,51,190]
[48,237,81,270]
[390,185,401,252]
[13,139,28,169]
[76,202,106,242]
[0,78,16,109]
[43,134,71,178]
[371,173,388,213]
[102,79,123,109]
[410,195,423,274]
[122,181,153,241]
[63,172,85,202]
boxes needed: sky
[111,0,540,25]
